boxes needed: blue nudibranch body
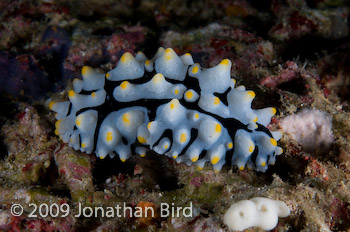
[50,48,283,172]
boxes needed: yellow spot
[138,136,146,144]
[100,156,104,159]
[239,166,244,171]
[211,156,220,165]
[214,97,220,105]
[81,66,90,75]
[272,107,277,115]
[174,89,179,95]
[91,92,96,98]
[76,116,82,126]
[120,81,128,89]
[147,122,152,130]
[191,156,198,162]
[121,52,132,62]
[197,166,203,170]
[106,132,113,142]
[54,129,59,135]
[261,162,266,167]
[280,148,284,153]
[165,48,173,60]
[215,123,221,132]
[247,91,255,98]
[253,116,258,122]
[192,66,199,74]
[185,91,193,99]
[194,113,199,119]
[249,145,254,153]
[185,53,191,56]
[81,143,86,148]
[120,158,126,162]
[180,133,187,143]
[164,144,168,149]
[70,138,73,143]
[145,60,151,66]
[140,153,146,157]
[55,119,61,129]
[49,101,55,110]
[220,59,230,65]
[169,99,179,110]
[122,113,130,124]
[153,73,164,83]
[106,73,110,78]
[173,154,178,159]
[227,142,233,149]
[68,90,75,97]
[270,138,277,146]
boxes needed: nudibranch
[50,48,283,172]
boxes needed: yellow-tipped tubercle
[220,59,230,65]
[138,136,146,144]
[120,81,129,90]
[270,138,277,146]
[272,107,277,115]
[49,101,55,110]
[106,132,113,142]
[68,90,75,97]
[81,66,91,75]
[121,52,133,63]
[180,133,187,143]
[185,91,193,99]
[215,123,221,132]
[211,156,220,165]
[122,113,130,124]
[247,91,255,98]
[214,97,220,105]
[192,66,199,74]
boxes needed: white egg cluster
[50,47,283,172]
[224,197,290,231]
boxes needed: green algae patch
[192,182,224,204]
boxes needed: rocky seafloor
[0,0,350,231]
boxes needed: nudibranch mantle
[50,48,283,172]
